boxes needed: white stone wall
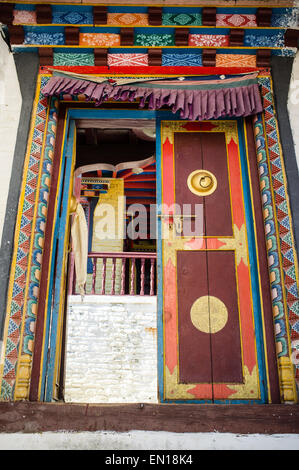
[0,33,22,242]
[64,295,158,403]
[1,431,299,450]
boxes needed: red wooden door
[160,119,270,402]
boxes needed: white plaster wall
[0,33,22,242]
[288,51,299,172]
[64,295,158,403]
[0,431,298,450]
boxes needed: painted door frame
[35,106,279,403]
[40,107,159,402]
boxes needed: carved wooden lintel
[229,29,244,47]
[65,26,80,46]
[0,4,14,26]
[36,4,52,25]
[256,49,271,67]
[120,28,134,46]
[148,48,162,66]
[202,48,216,67]
[94,48,108,66]
[202,7,216,26]
[256,8,272,27]
[284,29,299,48]
[93,6,107,25]
[175,28,189,47]
[8,25,24,45]
[38,47,53,66]
[148,7,162,26]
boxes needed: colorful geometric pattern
[53,52,95,66]
[0,76,56,400]
[256,74,299,394]
[162,53,202,67]
[216,14,257,27]
[107,54,148,67]
[0,71,298,402]
[134,34,174,47]
[52,10,93,25]
[79,33,120,47]
[189,34,229,47]
[24,32,64,45]
[271,9,295,28]
[244,31,285,48]
[216,54,257,67]
[13,9,37,25]
[162,13,202,26]
[107,13,148,26]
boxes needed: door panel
[174,132,232,237]
[160,119,266,403]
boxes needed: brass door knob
[187,170,217,196]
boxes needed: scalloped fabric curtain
[42,71,263,120]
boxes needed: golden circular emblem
[187,169,217,196]
[190,295,228,334]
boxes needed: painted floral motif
[271,8,298,27]
[134,34,174,47]
[13,9,37,24]
[244,31,285,48]
[107,13,148,26]
[216,54,257,67]
[216,14,257,27]
[189,34,229,47]
[53,52,94,66]
[24,32,64,45]
[162,53,202,66]
[162,13,202,26]
[108,53,148,66]
[79,33,120,47]
[52,10,93,25]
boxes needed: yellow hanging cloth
[71,202,88,299]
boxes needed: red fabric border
[40,65,266,76]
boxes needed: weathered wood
[94,48,108,66]
[229,29,244,47]
[8,25,24,45]
[202,7,216,26]
[175,28,189,47]
[0,4,14,26]
[202,49,216,67]
[148,49,162,67]
[93,6,107,25]
[148,7,162,26]
[256,8,272,27]
[65,26,80,46]
[256,49,271,67]
[36,4,52,25]
[0,402,298,434]
[38,47,53,66]
[120,27,134,46]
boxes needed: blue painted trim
[237,118,268,404]
[155,114,164,403]
[44,118,75,402]
[40,109,71,401]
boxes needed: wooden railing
[68,251,157,296]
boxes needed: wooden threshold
[0,402,298,434]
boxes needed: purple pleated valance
[42,72,263,120]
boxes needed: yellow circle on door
[190,295,228,334]
[187,169,217,197]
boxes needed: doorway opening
[62,119,159,404]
